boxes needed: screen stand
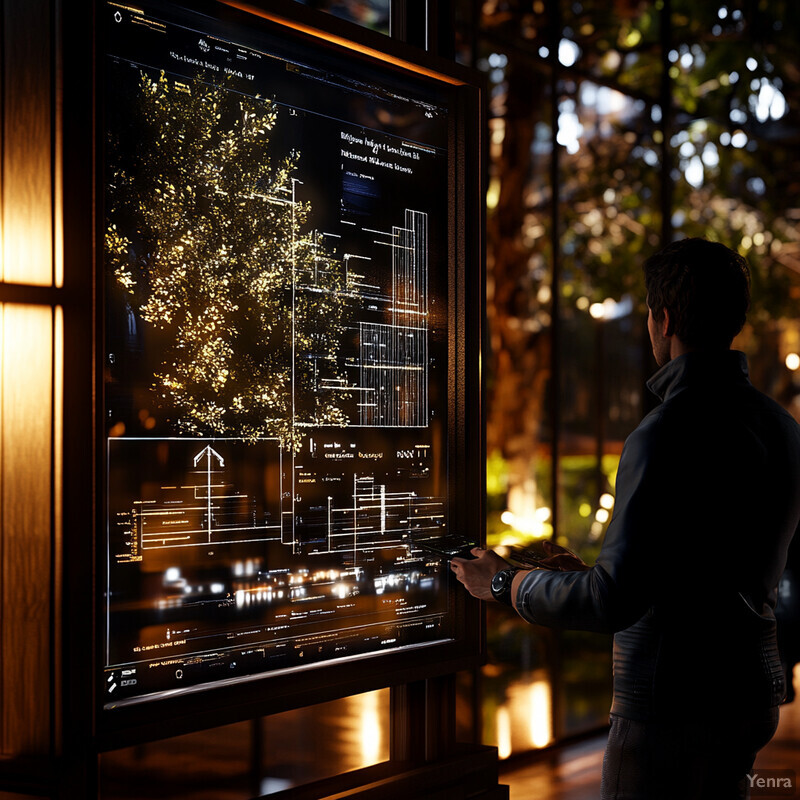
[383,675,508,800]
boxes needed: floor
[500,671,800,800]
[500,732,607,800]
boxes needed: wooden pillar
[0,0,58,783]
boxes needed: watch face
[491,567,517,604]
[491,570,510,592]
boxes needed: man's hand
[535,540,591,572]
[450,541,591,602]
[450,547,512,601]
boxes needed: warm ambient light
[527,680,553,748]
[786,352,800,371]
[495,677,553,758]
[588,296,634,321]
[358,691,382,766]
[486,177,501,210]
[589,302,606,319]
[0,301,60,753]
[496,706,512,759]
[1,153,54,288]
[599,492,615,510]
[500,507,552,538]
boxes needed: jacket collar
[646,350,750,402]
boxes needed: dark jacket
[516,351,800,721]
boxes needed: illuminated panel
[0,304,53,754]
[102,0,457,705]
[1,1,53,286]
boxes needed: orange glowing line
[220,0,465,86]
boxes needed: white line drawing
[194,445,225,543]
[117,441,281,552]
[352,209,429,427]
[113,437,444,564]
[319,474,445,562]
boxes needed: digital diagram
[110,436,444,564]
[103,18,453,702]
[106,432,449,701]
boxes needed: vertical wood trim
[52,305,63,756]
[51,0,65,759]
[57,0,97,792]
[389,681,426,763]
[0,303,4,753]
[424,673,455,761]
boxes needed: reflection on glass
[490,672,553,759]
[357,689,383,765]
[260,689,390,786]
[526,679,552,749]
[293,0,390,35]
[496,706,512,760]
[100,689,391,798]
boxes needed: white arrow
[193,445,225,468]
[194,446,224,542]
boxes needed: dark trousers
[601,707,780,800]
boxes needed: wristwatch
[490,568,519,606]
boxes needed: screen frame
[94,0,485,750]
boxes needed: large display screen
[102,0,468,708]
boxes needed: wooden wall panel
[0,0,56,761]
[0,304,53,756]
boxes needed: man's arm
[452,417,665,633]
[450,541,589,605]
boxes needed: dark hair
[643,237,751,349]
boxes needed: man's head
[643,237,750,365]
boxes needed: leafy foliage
[106,71,350,451]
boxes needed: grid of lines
[359,209,428,427]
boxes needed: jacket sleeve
[515,412,668,634]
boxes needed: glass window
[465,0,800,760]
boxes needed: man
[452,238,800,799]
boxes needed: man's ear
[662,308,674,337]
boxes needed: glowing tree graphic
[106,71,349,451]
